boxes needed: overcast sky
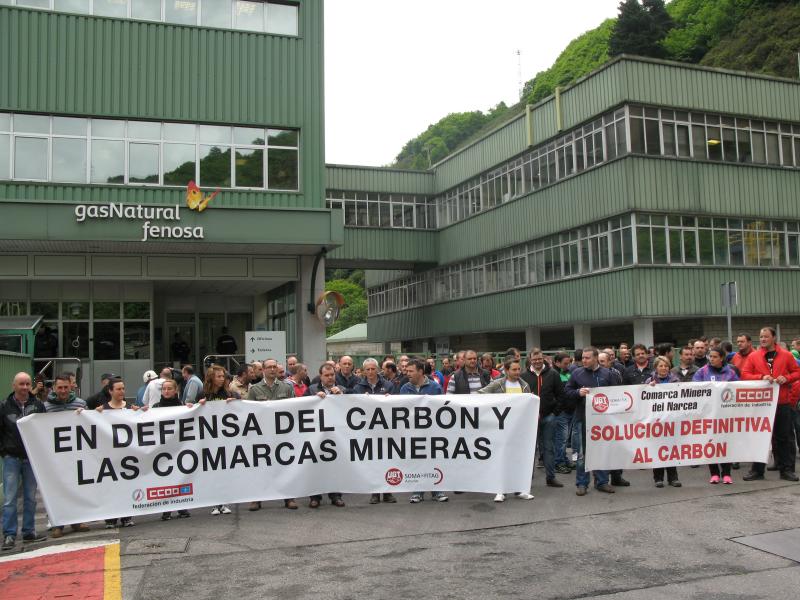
[324,0,623,167]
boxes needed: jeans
[554,412,572,466]
[574,416,609,489]
[2,456,38,538]
[536,414,557,481]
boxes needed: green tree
[324,279,368,337]
[609,0,674,58]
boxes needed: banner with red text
[585,381,778,471]
[18,393,538,524]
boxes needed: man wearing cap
[136,370,158,407]
[86,372,117,410]
[143,367,174,408]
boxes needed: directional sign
[245,331,286,367]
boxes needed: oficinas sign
[74,182,219,242]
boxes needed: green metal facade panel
[428,58,800,196]
[327,228,437,264]
[620,58,800,123]
[435,156,800,266]
[432,117,528,192]
[365,269,413,287]
[325,165,434,195]
[0,200,341,248]
[0,2,326,209]
[367,267,800,341]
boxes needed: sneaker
[434,494,449,503]
[369,494,381,505]
[576,486,587,496]
[248,501,261,511]
[493,493,506,502]
[596,483,615,493]
[546,478,564,488]
[382,494,397,503]
[161,513,172,521]
[211,506,221,515]
[611,476,630,487]
[284,499,298,510]
[2,536,14,551]
[105,523,116,529]
[50,526,64,539]
[220,505,232,514]
[22,533,46,543]
[409,494,422,503]
[655,480,664,488]
[780,471,799,482]
[514,492,534,500]
[72,523,90,533]
[669,480,682,488]
[742,471,764,481]
[709,475,720,484]
[555,464,572,475]
[121,519,134,527]
[177,511,191,518]
[722,475,733,484]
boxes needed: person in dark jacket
[2,372,47,550]
[645,358,682,488]
[44,374,91,538]
[307,364,345,508]
[671,346,698,382]
[622,344,653,385]
[153,379,192,520]
[353,359,397,504]
[521,348,565,488]
[335,356,359,393]
[353,358,395,396]
[564,348,623,496]
[446,350,491,394]
[85,372,116,410]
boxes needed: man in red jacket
[742,327,800,482]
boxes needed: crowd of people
[2,326,799,551]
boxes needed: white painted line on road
[0,539,119,563]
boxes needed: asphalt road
[109,467,800,599]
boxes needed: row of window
[326,191,437,230]
[0,113,299,190]
[336,105,800,233]
[367,213,800,316]
[435,108,627,228]
[629,106,800,167]
[367,216,636,315]
[0,0,299,36]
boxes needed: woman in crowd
[96,378,140,528]
[480,354,501,379]
[199,365,240,514]
[153,379,192,521]
[693,347,739,484]
[645,357,682,488]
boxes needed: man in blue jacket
[400,359,447,503]
[564,347,622,496]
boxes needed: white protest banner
[18,393,539,524]
[585,381,778,471]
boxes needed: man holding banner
[564,347,622,496]
[742,327,800,482]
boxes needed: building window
[0,112,299,191]
[4,1,300,36]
